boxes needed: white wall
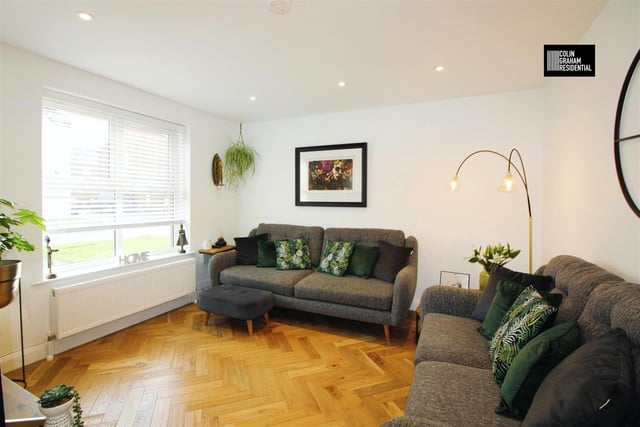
[0,44,239,366]
[240,90,545,306]
[543,0,640,281]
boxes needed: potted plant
[0,198,45,307]
[38,384,84,427]
[467,243,520,290]
[224,123,258,191]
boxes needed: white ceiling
[0,0,607,123]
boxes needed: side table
[196,245,235,293]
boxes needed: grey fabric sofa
[208,223,418,342]
[385,255,640,426]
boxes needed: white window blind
[42,90,187,272]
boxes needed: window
[42,91,187,275]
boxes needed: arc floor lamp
[449,148,533,274]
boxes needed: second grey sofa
[385,255,640,426]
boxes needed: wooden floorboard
[13,303,416,427]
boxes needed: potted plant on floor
[38,384,84,427]
[467,243,520,290]
[0,198,45,307]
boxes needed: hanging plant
[224,123,258,191]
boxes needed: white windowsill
[34,251,196,287]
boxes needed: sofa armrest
[208,250,237,287]
[389,235,418,327]
[420,285,481,319]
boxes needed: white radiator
[51,258,195,339]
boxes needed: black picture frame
[295,142,367,207]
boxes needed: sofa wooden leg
[247,319,254,336]
[204,312,211,325]
[383,324,391,343]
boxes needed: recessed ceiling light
[434,65,445,72]
[249,96,257,102]
[76,11,94,21]
[338,81,347,87]
[268,0,292,14]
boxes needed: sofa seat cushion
[404,361,520,427]
[415,313,491,369]
[294,272,393,310]
[219,265,313,297]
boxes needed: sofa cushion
[317,241,355,276]
[372,240,413,283]
[522,328,635,427]
[234,233,268,265]
[472,264,554,321]
[346,243,379,278]
[219,265,313,297]
[294,272,393,310]
[489,286,559,385]
[275,238,312,270]
[497,319,580,418]
[415,313,491,369]
[478,278,528,339]
[404,361,520,427]
[255,223,324,266]
[256,240,277,267]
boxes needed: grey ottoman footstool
[198,285,274,336]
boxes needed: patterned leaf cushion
[274,238,312,270]
[346,243,380,278]
[317,241,356,276]
[497,319,580,418]
[489,286,559,386]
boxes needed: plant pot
[39,398,74,427]
[0,260,21,308]
[479,270,490,291]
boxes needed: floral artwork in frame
[295,142,367,207]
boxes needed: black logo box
[544,44,595,77]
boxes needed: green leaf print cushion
[275,238,312,270]
[317,241,356,276]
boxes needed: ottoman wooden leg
[247,319,254,336]
[263,311,270,324]
[205,312,211,325]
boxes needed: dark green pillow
[256,240,276,268]
[346,244,380,278]
[478,278,525,339]
[478,278,561,339]
[497,319,580,418]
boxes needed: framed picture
[295,142,367,207]
[439,271,471,289]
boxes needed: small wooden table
[198,245,235,256]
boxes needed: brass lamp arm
[454,149,531,218]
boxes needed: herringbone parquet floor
[17,304,417,427]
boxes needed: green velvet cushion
[317,241,356,276]
[497,318,580,418]
[489,286,559,386]
[346,244,380,278]
[275,238,312,270]
[478,278,526,339]
[256,240,276,268]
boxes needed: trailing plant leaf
[224,124,258,191]
[38,384,84,427]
